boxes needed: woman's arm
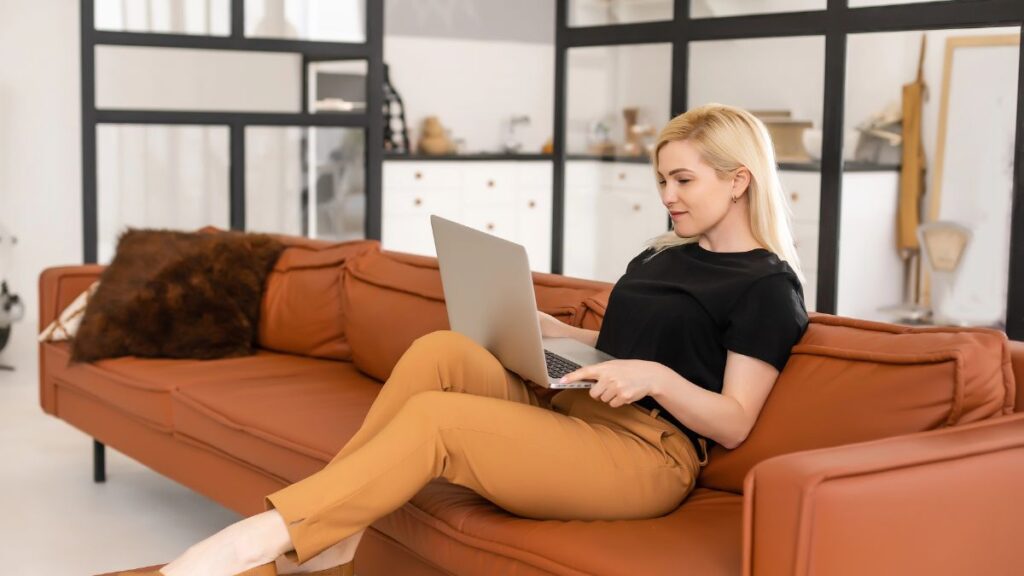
[537,311,599,347]
[561,350,780,449]
[650,351,779,449]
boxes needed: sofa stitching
[170,391,336,462]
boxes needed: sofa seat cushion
[171,354,380,483]
[42,341,271,431]
[370,481,742,576]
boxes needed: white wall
[0,1,82,368]
[384,35,554,154]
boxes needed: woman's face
[656,139,745,238]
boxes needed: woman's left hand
[560,359,675,408]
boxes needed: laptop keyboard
[544,350,582,379]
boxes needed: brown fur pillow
[71,228,284,363]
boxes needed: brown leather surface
[341,250,608,382]
[1010,339,1024,412]
[258,239,380,361]
[37,264,105,331]
[745,411,1024,575]
[172,354,381,483]
[701,312,1015,493]
[51,372,289,515]
[42,341,179,429]
[371,481,742,576]
[579,287,612,332]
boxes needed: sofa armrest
[38,265,105,331]
[743,412,1024,576]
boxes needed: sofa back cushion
[341,250,610,382]
[258,235,380,360]
[699,313,1016,493]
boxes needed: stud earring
[731,196,737,203]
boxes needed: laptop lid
[430,214,550,386]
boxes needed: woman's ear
[732,167,752,198]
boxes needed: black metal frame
[552,0,1024,339]
[80,0,384,262]
[80,0,383,481]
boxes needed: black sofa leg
[94,439,106,483]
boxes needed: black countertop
[383,152,900,172]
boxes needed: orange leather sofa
[39,234,1024,575]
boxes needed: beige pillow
[38,281,99,342]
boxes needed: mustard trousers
[264,330,703,565]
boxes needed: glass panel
[97,125,229,263]
[245,127,366,241]
[96,46,301,112]
[568,0,673,27]
[848,0,950,7]
[310,60,368,113]
[95,0,231,36]
[245,0,366,42]
[690,35,825,310]
[842,27,1019,330]
[563,43,671,282]
[692,0,824,19]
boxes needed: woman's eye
[677,179,690,185]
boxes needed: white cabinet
[382,160,553,272]
[564,160,667,282]
[778,169,903,317]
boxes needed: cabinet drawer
[384,162,463,189]
[603,162,657,192]
[793,221,819,273]
[384,188,460,218]
[459,210,517,242]
[779,170,822,223]
[513,162,553,189]
[462,167,515,204]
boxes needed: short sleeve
[722,273,809,372]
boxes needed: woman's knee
[405,330,482,367]
[395,390,468,429]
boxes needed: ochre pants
[265,330,702,565]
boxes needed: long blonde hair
[643,103,805,286]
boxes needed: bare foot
[160,511,291,576]
[274,528,364,575]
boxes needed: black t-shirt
[594,241,809,449]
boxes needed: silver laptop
[430,214,616,389]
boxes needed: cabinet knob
[618,172,626,180]
[413,197,422,206]
[528,200,536,209]
[487,179,495,188]
[790,191,799,202]
[414,171,423,180]
[633,203,641,212]
[486,222,495,231]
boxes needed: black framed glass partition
[552,0,1024,339]
[81,0,383,263]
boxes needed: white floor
[0,328,241,575]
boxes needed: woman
[138,103,809,576]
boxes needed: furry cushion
[71,229,284,363]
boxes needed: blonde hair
[642,103,805,285]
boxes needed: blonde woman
[133,103,809,576]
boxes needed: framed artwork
[924,33,1020,327]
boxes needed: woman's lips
[670,211,687,218]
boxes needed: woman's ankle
[274,529,362,574]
